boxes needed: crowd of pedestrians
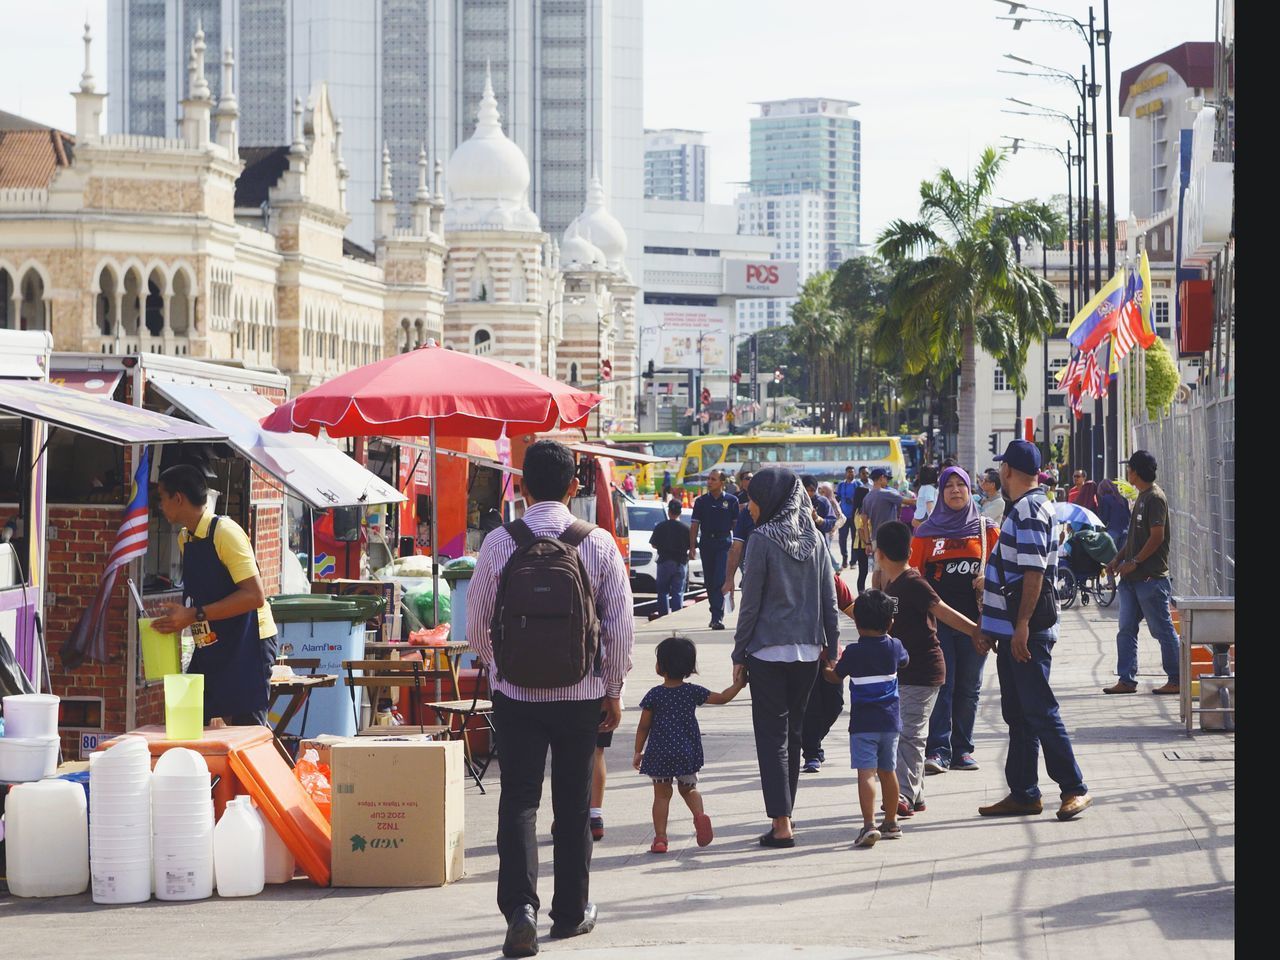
[465,437,1174,958]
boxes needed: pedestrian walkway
[1,579,1233,960]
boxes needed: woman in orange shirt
[908,467,1000,773]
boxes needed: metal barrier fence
[1133,394,1235,597]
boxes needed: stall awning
[0,380,227,445]
[568,443,671,465]
[49,370,124,397]
[150,381,405,509]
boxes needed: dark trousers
[801,668,845,761]
[850,548,869,592]
[838,519,854,565]
[492,691,601,926]
[926,622,987,763]
[655,559,686,616]
[995,634,1087,803]
[748,657,820,818]
[701,543,730,621]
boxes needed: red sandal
[693,813,714,847]
[649,835,668,854]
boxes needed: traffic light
[700,387,711,406]
[642,359,655,380]
[988,432,1000,456]
[1053,437,1066,462]
[773,369,784,383]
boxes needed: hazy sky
[645,0,1216,239]
[2,0,1216,241]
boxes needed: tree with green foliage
[875,147,1062,468]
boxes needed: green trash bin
[268,594,386,737]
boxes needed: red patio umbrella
[261,341,603,624]
[260,341,602,439]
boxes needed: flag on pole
[1135,250,1158,348]
[61,448,151,670]
[1056,350,1083,389]
[1066,269,1126,352]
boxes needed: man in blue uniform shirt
[689,469,738,629]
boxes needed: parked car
[626,501,704,596]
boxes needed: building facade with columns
[2,26,625,413]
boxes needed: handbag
[992,528,1059,633]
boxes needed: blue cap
[994,439,1041,476]
[869,467,890,481]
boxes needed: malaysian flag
[61,448,151,669]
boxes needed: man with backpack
[467,440,635,959]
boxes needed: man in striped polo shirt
[468,440,635,956]
[975,441,1091,822]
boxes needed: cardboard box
[331,739,465,888]
[300,732,442,768]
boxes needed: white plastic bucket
[1,694,60,739]
[91,861,151,904]
[0,736,59,782]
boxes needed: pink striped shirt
[466,500,635,702]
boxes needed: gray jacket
[732,534,841,665]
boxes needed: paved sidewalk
[1,579,1234,959]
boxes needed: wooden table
[344,640,469,733]
[363,640,469,704]
[268,674,337,759]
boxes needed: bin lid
[441,568,474,583]
[267,594,385,623]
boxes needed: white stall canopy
[0,380,227,445]
[149,381,405,509]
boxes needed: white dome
[568,175,628,267]
[444,66,539,232]
[560,222,607,270]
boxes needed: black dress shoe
[503,905,539,958]
[549,902,598,940]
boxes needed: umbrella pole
[430,420,440,628]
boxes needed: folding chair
[427,663,497,793]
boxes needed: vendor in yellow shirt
[153,465,278,726]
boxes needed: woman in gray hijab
[732,467,842,848]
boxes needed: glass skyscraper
[748,97,861,270]
[107,0,644,273]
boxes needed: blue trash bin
[269,595,384,738]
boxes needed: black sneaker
[710,620,725,630]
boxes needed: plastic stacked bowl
[89,736,153,904]
[151,748,214,901]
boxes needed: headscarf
[1097,478,1120,501]
[1076,480,1099,512]
[914,466,982,539]
[747,467,820,561]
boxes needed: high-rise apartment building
[747,97,861,270]
[644,128,706,201]
[107,0,643,276]
[734,192,825,331]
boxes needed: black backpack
[490,519,602,688]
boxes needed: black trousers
[492,691,601,927]
[850,548,869,593]
[747,657,820,819]
[838,521,854,565]
[801,669,845,762]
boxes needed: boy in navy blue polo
[824,589,910,848]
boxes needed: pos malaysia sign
[723,260,800,297]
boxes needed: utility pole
[1102,0,1118,478]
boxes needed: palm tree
[787,271,841,430]
[876,147,1060,469]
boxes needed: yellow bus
[604,433,693,495]
[675,435,907,490]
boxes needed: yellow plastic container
[164,673,204,741]
[140,618,181,681]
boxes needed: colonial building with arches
[1,26,634,420]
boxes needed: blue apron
[183,516,273,721]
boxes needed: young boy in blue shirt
[824,589,910,848]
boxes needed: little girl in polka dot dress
[633,635,746,853]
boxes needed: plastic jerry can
[4,780,90,897]
[213,797,265,896]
